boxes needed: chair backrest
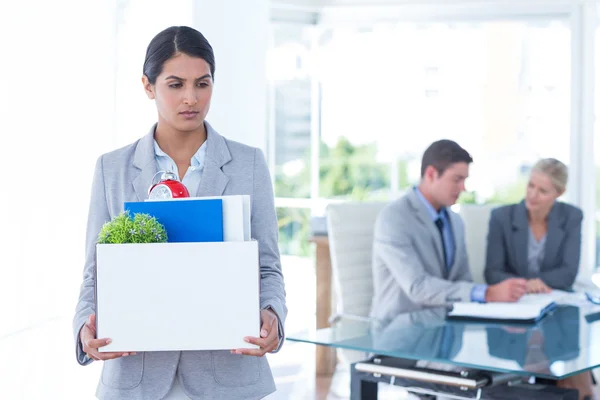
[326,202,388,318]
[456,203,496,284]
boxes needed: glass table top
[288,305,600,379]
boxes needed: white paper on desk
[449,295,555,320]
[548,290,600,307]
[96,241,260,352]
[521,290,585,306]
[147,195,250,241]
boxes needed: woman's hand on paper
[80,314,136,361]
[232,309,279,357]
[526,278,552,294]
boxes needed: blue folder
[124,199,224,243]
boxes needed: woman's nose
[183,88,198,105]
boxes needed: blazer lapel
[511,201,530,277]
[407,191,446,275]
[196,121,231,197]
[132,125,159,201]
[541,203,564,271]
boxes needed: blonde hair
[532,158,568,193]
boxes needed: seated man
[370,139,527,324]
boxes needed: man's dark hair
[420,140,473,178]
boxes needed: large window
[270,19,571,256]
[270,24,314,200]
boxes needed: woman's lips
[180,111,199,118]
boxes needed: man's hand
[526,278,552,294]
[485,278,528,302]
[80,314,136,361]
[231,309,279,357]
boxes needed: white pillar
[570,3,597,279]
[192,0,270,152]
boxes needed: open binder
[447,295,557,323]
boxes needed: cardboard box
[95,241,259,352]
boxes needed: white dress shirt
[154,139,207,196]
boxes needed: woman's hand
[526,278,552,294]
[80,314,136,361]
[231,309,279,357]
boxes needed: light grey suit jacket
[484,200,583,290]
[73,122,287,400]
[370,190,476,324]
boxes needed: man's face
[426,162,469,208]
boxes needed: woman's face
[525,170,562,214]
[143,53,213,133]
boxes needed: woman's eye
[169,83,182,89]
[197,82,209,88]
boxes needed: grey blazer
[73,122,287,400]
[370,190,476,324]
[484,201,583,290]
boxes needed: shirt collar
[153,140,207,169]
[414,186,447,222]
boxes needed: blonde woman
[484,158,583,293]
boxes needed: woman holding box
[73,26,286,400]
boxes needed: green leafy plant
[97,212,168,244]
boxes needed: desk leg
[351,362,378,400]
[315,241,336,376]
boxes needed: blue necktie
[435,217,448,269]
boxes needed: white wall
[0,1,117,397]
[0,0,117,337]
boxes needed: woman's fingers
[97,352,137,361]
[86,349,137,361]
[85,338,112,350]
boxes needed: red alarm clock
[148,171,190,199]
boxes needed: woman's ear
[142,75,155,100]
